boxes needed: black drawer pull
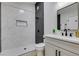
[56,50,57,56]
[59,51,61,56]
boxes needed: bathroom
[0,0,79,57]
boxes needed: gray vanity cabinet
[45,42,77,56]
[45,43,57,56]
[59,48,77,56]
[45,36,79,56]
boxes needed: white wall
[44,2,57,35]
[44,2,74,35]
[1,2,35,51]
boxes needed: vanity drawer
[45,38,79,55]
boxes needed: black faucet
[64,29,67,36]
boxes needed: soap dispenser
[53,29,55,34]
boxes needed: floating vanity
[44,34,79,56]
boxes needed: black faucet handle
[64,29,67,31]
[70,33,73,37]
[68,29,70,31]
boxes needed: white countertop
[44,34,79,45]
